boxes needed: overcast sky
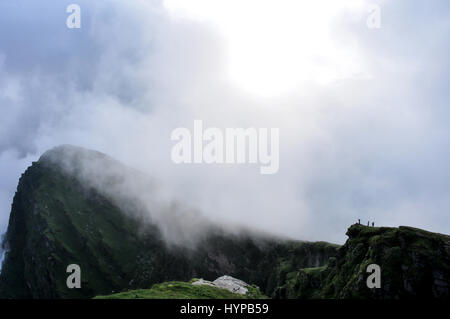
[0,0,449,245]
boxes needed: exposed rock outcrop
[275,224,450,299]
[193,275,250,295]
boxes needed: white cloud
[164,0,370,96]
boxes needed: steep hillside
[94,281,259,299]
[275,224,450,299]
[3,145,446,299]
[0,145,337,299]
[95,277,267,299]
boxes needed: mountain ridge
[0,145,337,298]
[0,145,448,299]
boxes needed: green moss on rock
[275,224,449,299]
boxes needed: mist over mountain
[0,146,338,298]
[39,145,215,247]
[0,145,448,299]
[38,145,297,247]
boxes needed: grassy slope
[95,280,267,299]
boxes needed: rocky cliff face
[275,224,450,299]
[3,146,447,299]
[0,145,338,299]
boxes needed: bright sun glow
[164,0,367,97]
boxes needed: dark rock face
[276,224,450,299]
[0,146,338,299]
